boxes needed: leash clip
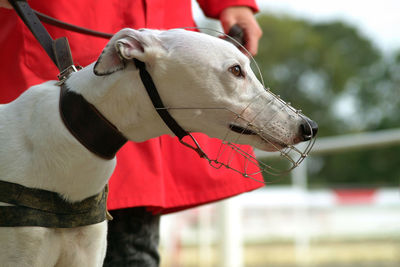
[56,65,80,85]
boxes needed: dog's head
[93,28,317,152]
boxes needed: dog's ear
[94,28,158,76]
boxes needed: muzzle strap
[133,59,189,140]
[133,59,209,158]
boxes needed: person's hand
[219,6,262,56]
[0,0,13,9]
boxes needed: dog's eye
[229,65,244,78]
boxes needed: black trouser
[103,207,161,267]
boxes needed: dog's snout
[300,117,318,141]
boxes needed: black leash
[34,9,113,40]
[8,0,75,76]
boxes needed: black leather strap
[59,84,128,160]
[8,0,74,73]
[134,59,189,140]
[53,37,74,72]
[35,9,113,39]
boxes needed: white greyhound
[0,28,316,266]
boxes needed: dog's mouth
[229,124,257,135]
[228,123,288,150]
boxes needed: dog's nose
[300,117,318,141]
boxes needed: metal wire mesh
[161,92,316,184]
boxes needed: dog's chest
[0,83,115,201]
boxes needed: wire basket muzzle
[166,88,317,184]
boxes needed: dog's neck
[66,64,173,142]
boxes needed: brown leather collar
[59,84,128,160]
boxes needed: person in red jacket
[0,0,263,266]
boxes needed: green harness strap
[0,180,110,228]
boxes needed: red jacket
[0,0,263,214]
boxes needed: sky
[257,0,400,54]
[193,0,400,54]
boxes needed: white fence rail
[229,127,400,266]
[255,127,400,157]
[160,128,400,266]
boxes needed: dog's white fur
[0,28,307,266]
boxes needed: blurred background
[159,1,400,266]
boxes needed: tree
[255,14,381,136]
[254,13,400,186]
